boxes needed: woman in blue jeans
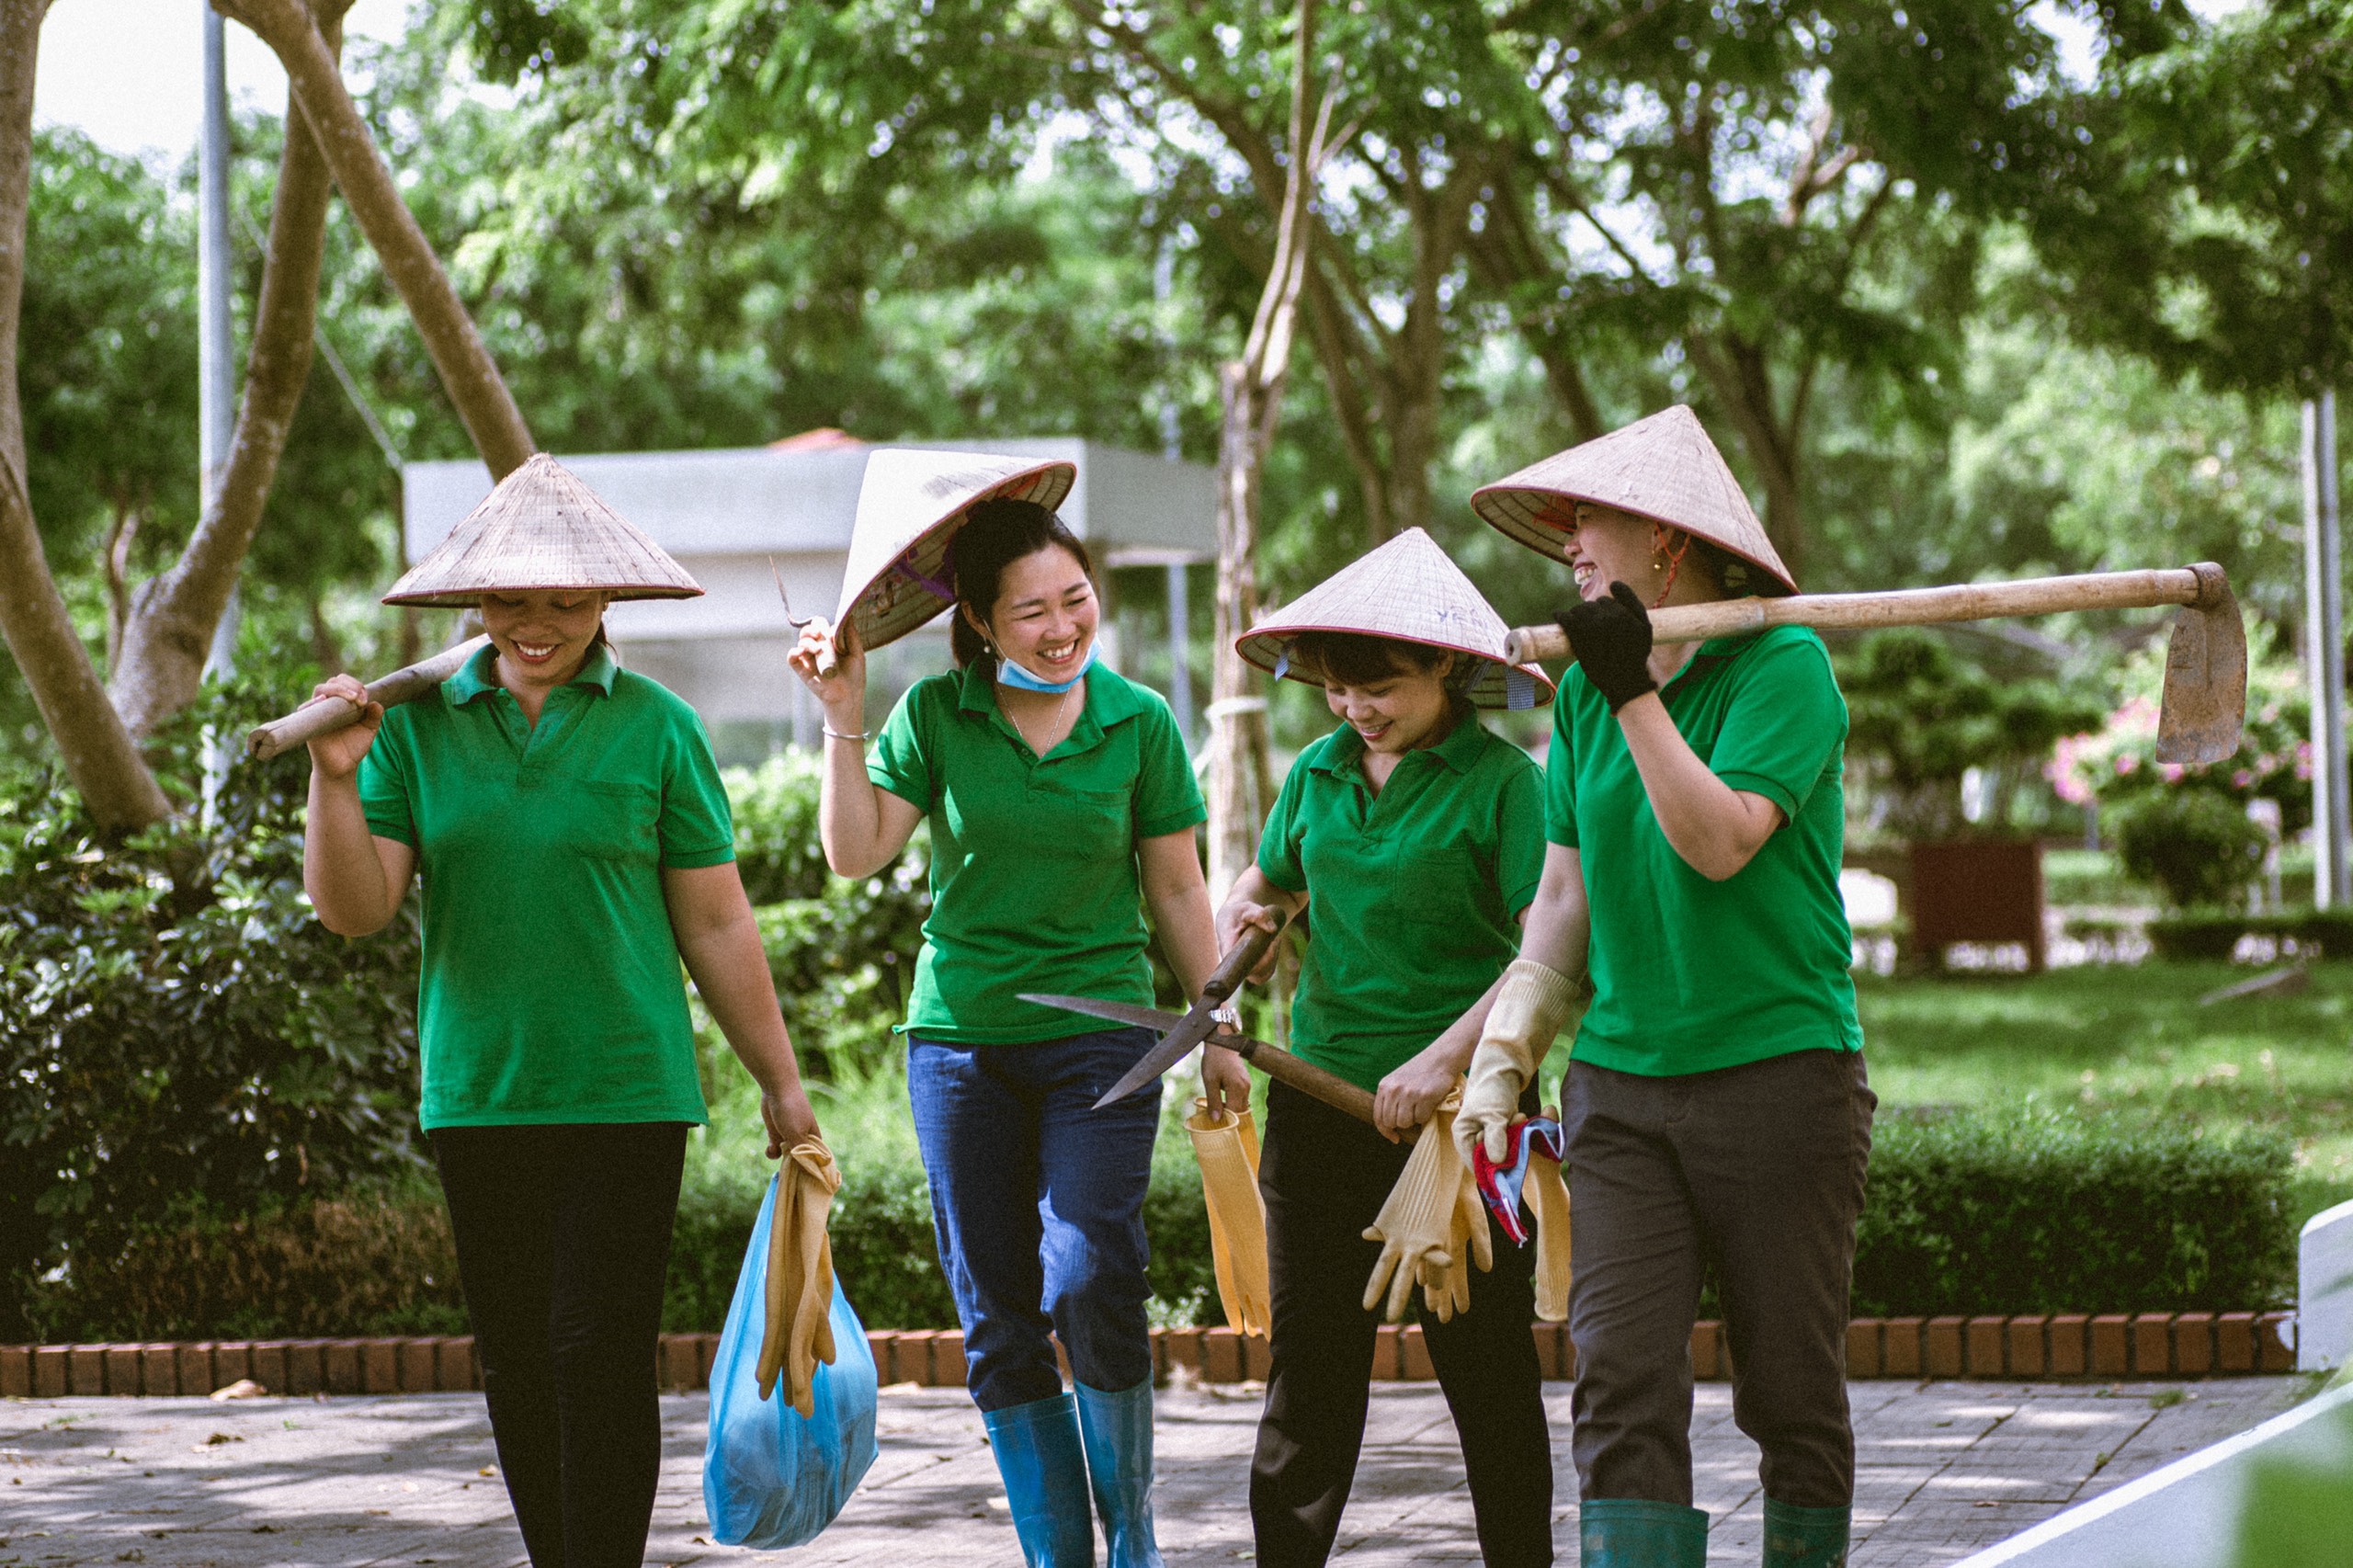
[790,466,1246,1568]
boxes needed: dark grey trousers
[1562,1048,1874,1509]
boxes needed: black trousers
[1250,1080,1554,1568]
[432,1122,690,1568]
[1563,1049,1874,1510]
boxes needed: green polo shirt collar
[1308,705,1489,783]
[1258,713,1547,1090]
[954,657,1153,760]
[444,641,619,707]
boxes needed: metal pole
[1154,236,1197,746]
[199,7,237,820]
[199,6,235,559]
[1167,561,1193,744]
[2302,392,2350,906]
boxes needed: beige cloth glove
[1456,959,1579,1168]
[1528,1142,1573,1323]
[1364,1092,1487,1323]
[1187,1099,1273,1338]
[758,1138,843,1417]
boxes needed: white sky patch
[35,0,415,164]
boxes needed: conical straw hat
[382,453,703,608]
[835,449,1079,651]
[1234,528,1555,710]
[1470,404,1797,593]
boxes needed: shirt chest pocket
[571,778,662,863]
[1023,778,1134,862]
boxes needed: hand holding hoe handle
[245,636,491,762]
[1506,562,2247,767]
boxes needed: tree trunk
[109,0,352,737]
[0,0,174,832]
[217,0,533,478]
[101,505,139,667]
[1206,358,1278,899]
[1205,0,1328,903]
[1687,333,1807,582]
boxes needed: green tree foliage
[1837,628,2104,839]
[2030,0,2353,399]
[17,131,198,573]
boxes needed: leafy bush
[660,1063,1214,1335]
[2109,787,2271,910]
[1852,1108,2296,1316]
[15,1092,2302,1336]
[2142,905,2353,961]
[727,752,832,904]
[2143,909,2250,960]
[732,753,932,1078]
[16,1180,463,1342]
[2056,638,2313,909]
[0,675,427,1340]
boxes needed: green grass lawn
[1858,961,2353,1231]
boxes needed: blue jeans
[908,1027,1162,1412]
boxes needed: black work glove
[1556,581,1657,713]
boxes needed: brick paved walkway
[0,1376,2306,1566]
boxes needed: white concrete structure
[2301,1198,2353,1373]
[403,437,1217,762]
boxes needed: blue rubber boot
[1579,1497,1710,1567]
[1074,1379,1165,1568]
[983,1393,1097,1567]
[1762,1498,1850,1568]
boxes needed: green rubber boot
[1579,1498,1710,1568]
[1762,1498,1851,1568]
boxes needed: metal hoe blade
[2154,563,2248,767]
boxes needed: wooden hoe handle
[1505,563,2231,665]
[244,636,491,762]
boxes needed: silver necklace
[1006,681,1078,758]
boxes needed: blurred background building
[404,431,1217,764]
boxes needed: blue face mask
[995,642,1097,694]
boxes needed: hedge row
[2144,906,2353,961]
[17,1104,2293,1342]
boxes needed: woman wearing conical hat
[788,450,1245,1568]
[301,456,822,1566]
[1452,407,1870,1568]
[1213,528,1560,1568]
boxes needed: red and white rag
[1472,1116,1565,1246]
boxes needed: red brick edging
[0,1312,2296,1398]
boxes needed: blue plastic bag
[703,1175,879,1549]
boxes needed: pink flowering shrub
[2050,642,2316,907]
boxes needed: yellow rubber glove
[1365,1092,1481,1323]
[1186,1099,1273,1337]
[757,1138,843,1416]
[1416,1098,1495,1324]
[1456,959,1578,1167]
[1528,1142,1573,1323]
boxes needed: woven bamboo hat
[835,449,1079,651]
[1470,404,1797,594]
[1234,528,1554,710]
[381,453,703,608]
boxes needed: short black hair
[1288,631,1454,686]
[949,498,1096,668]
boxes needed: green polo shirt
[357,642,732,1130]
[870,662,1207,1044]
[1546,624,1860,1077]
[1258,714,1545,1092]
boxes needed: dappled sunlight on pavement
[0,1378,2308,1566]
